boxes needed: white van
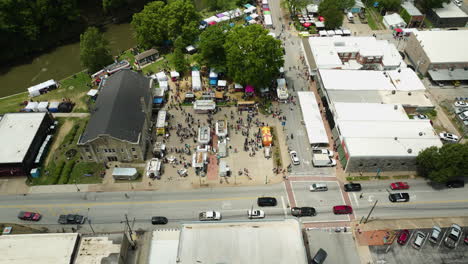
[310,183,328,192]
[264,147,271,158]
[347,12,354,23]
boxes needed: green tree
[224,25,284,90]
[319,0,344,29]
[419,0,450,10]
[204,0,230,11]
[164,0,201,42]
[380,0,401,12]
[198,25,227,70]
[286,0,310,15]
[79,27,113,73]
[132,1,168,48]
[173,47,189,73]
[416,143,468,183]
[103,0,127,13]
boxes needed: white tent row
[27,79,57,97]
[192,71,201,91]
[159,81,168,91]
[170,71,180,78]
[204,16,220,24]
[245,6,256,14]
[297,91,329,145]
[264,15,273,27]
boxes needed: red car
[390,182,409,190]
[397,229,410,245]
[333,205,353,215]
[17,211,41,221]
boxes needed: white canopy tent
[87,89,98,96]
[264,15,273,27]
[27,79,57,97]
[38,102,49,112]
[170,71,180,78]
[297,91,329,146]
[245,6,256,14]
[192,71,201,91]
[218,80,227,87]
[156,71,168,82]
[159,81,168,91]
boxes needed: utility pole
[87,218,95,234]
[124,214,136,249]
[364,200,378,224]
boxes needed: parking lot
[291,181,350,222]
[306,228,360,264]
[370,227,468,264]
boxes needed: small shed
[135,49,159,68]
[383,13,407,29]
[112,168,138,180]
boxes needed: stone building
[78,70,153,163]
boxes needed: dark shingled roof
[79,70,151,144]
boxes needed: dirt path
[45,119,74,166]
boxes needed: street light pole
[364,200,378,223]
[74,180,80,192]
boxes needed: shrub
[51,161,66,184]
[58,160,75,184]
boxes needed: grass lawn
[366,11,378,30]
[366,7,385,30]
[68,162,105,184]
[0,71,92,114]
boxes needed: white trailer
[312,154,336,167]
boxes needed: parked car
[454,101,467,107]
[309,183,328,192]
[247,209,265,219]
[458,110,468,121]
[446,180,465,188]
[414,114,428,120]
[333,205,353,214]
[429,226,442,244]
[312,148,334,158]
[453,0,462,6]
[412,231,426,250]
[291,207,316,217]
[464,233,468,245]
[439,132,459,142]
[344,183,362,192]
[389,193,410,203]
[17,211,41,221]
[58,214,86,225]
[151,216,168,225]
[290,151,300,165]
[390,182,409,190]
[397,229,410,245]
[445,224,462,248]
[311,248,327,264]
[257,197,277,207]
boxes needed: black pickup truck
[58,214,86,225]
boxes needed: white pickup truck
[199,211,222,221]
[247,209,265,219]
[312,153,337,167]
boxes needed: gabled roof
[79,70,151,144]
[135,49,158,60]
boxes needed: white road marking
[405,231,414,248]
[281,196,287,217]
[302,219,351,224]
[283,182,291,208]
[437,230,447,249]
[222,201,232,209]
[368,195,374,202]
[353,193,360,207]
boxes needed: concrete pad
[306,228,361,264]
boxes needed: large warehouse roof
[414,30,468,64]
[0,233,79,264]
[319,68,425,91]
[298,91,329,145]
[176,220,307,264]
[0,113,46,163]
[333,103,408,121]
[433,2,468,18]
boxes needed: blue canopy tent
[209,79,217,86]
[153,97,164,104]
[245,16,253,21]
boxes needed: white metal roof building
[148,229,180,264]
[0,233,79,264]
[331,103,442,173]
[433,2,468,19]
[297,91,329,146]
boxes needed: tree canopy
[319,0,345,29]
[285,0,310,14]
[224,25,284,89]
[198,25,227,71]
[102,0,127,13]
[379,0,401,12]
[416,143,468,183]
[419,0,450,10]
[79,27,113,73]
[132,0,201,49]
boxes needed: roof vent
[408,92,412,96]
[394,137,398,140]
[419,132,423,136]
[394,105,398,110]
[407,148,412,153]
[392,90,396,94]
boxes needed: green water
[0,23,136,98]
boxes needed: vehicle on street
[257,197,277,207]
[290,151,300,165]
[439,132,459,142]
[199,211,222,221]
[247,209,265,219]
[309,183,328,192]
[17,211,41,221]
[390,182,409,190]
[397,229,410,245]
[312,153,336,167]
[454,101,467,107]
[333,205,353,214]
[151,216,168,225]
[344,183,362,192]
[58,214,86,225]
[389,193,410,203]
[312,148,334,158]
[446,180,465,188]
[414,114,428,120]
[412,231,426,250]
[429,226,442,244]
[458,110,468,121]
[453,0,462,6]
[444,224,462,248]
[291,207,316,217]
[311,248,327,264]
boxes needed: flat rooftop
[177,219,308,264]
[0,233,79,264]
[75,236,120,264]
[433,2,468,18]
[414,30,468,64]
[333,102,408,121]
[327,90,433,108]
[0,113,46,163]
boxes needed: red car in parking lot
[397,229,410,245]
[390,182,409,190]
[17,211,41,221]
